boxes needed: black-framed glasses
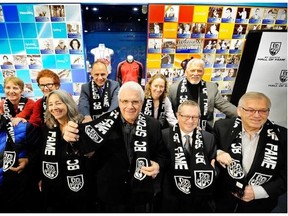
[179,113,200,121]
[241,107,270,116]
[38,83,55,89]
[120,99,141,106]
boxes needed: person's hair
[177,100,201,116]
[226,7,232,12]
[36,69,60,87]
[238,92,271,109]
[144,73,168,100]
[45,89,83,129]
[185,58,205,71]
[118,81,144,102]
[70,39,80,49]
[91,60,108,71]
[3,55,8,60]
[4,76,24,90]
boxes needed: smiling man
[168,58,237,132]
[78,60,120,123]
[213,92,287,213]
[63,81,169,213]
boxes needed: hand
[9,158,28,174]
[11,117,27,126]
[216,150,233,168]
[38,180,42,192]
[63,121,79,142]
[82,115,93,123]
[210,158,215,168]
[140,160,160,179]
[233,185,255,202]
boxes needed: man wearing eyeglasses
[168,58,237,132]
[213,92,287,213]
[159,100,217,212]
[78,60,120,123]
[62,81,169,213]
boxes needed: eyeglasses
[38,83,55,89]
[241,107,270,116]
[179,114,200,121]
[120,99,141,106]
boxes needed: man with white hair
[168,58,237,132]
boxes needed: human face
[38,77,59,96]
[47,94,68,123]
[91,63,108,87]
[237,98,270,133]
[225,9,231,18]
[44,41,50,49]
[150,78,165,100]
[72,40,79,50]
[228,69,234,77]
[119,89,143,124]
[4,81,23,104]
[177,105,200,134]
[184,24,190,31]
[185,62,204,84]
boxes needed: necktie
[184,135,191,155]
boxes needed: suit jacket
[168,80,237,128]
[160,127,217,212]
[83,115,169,205]
[213,118,287,213]
[78,80,120,117]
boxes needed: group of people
[0,58,286,213]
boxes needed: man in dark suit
[213,92,287,213]
[168,58,237,132]
[78,60,120,123]
[63,81,169,213]
[159,100,217,212]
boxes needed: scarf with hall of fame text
[41,126,85,193]
[41,96,47,122]
[176,78,208,130]
[142,97,166,127]
[170,123,215,197]
[79,108,153,194]
[3,96,28,118]
[89,80,111,119]
[2,114,17,174]
[224,117,280,197]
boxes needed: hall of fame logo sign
[257,42,285,62]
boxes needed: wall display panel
[146,3,287,119]
[0,3,86,100]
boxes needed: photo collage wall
[0,4,86,101]
[146,4,287,106]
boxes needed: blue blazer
[78,80,120,117]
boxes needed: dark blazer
[84,115,169,206]
[159,127,217,212]
[78,80,120,117]
[213,118,287,213]
[168,80,237,128]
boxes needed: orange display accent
[163,22,178,38]
[174,54,201,68]
[147,53,162,68]
[149,5,165,22]
[178,5,194,22]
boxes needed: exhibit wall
[146,4,287,119]
[0,3,86,102]
[0,2,286,106]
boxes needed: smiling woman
[39,89,94,213]
[0,76,35,126]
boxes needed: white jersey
[91,46,114,74]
